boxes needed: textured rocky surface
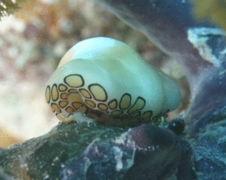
[0,122,124,179]
[1,0,226,179]
[99,0,226,179]
[0,122,195,180]
[0,0,155,147]
[192,112,226,180]
[99,0,226,133]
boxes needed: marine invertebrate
[45,37,181,126]
[100,0,226,135]
[2,1,220,179]
[99,0,226,178]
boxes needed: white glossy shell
[45,37,181,125]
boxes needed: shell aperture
[45,37,181,126]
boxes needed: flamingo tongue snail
[45,37,181,126]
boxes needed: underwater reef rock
[100,0,226,136]
[0,122,195,180]
[1,0,226,179]
[0,122,125,179]
[192,116,226,180]
[100,0,226,179]
[0,167,13,180]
